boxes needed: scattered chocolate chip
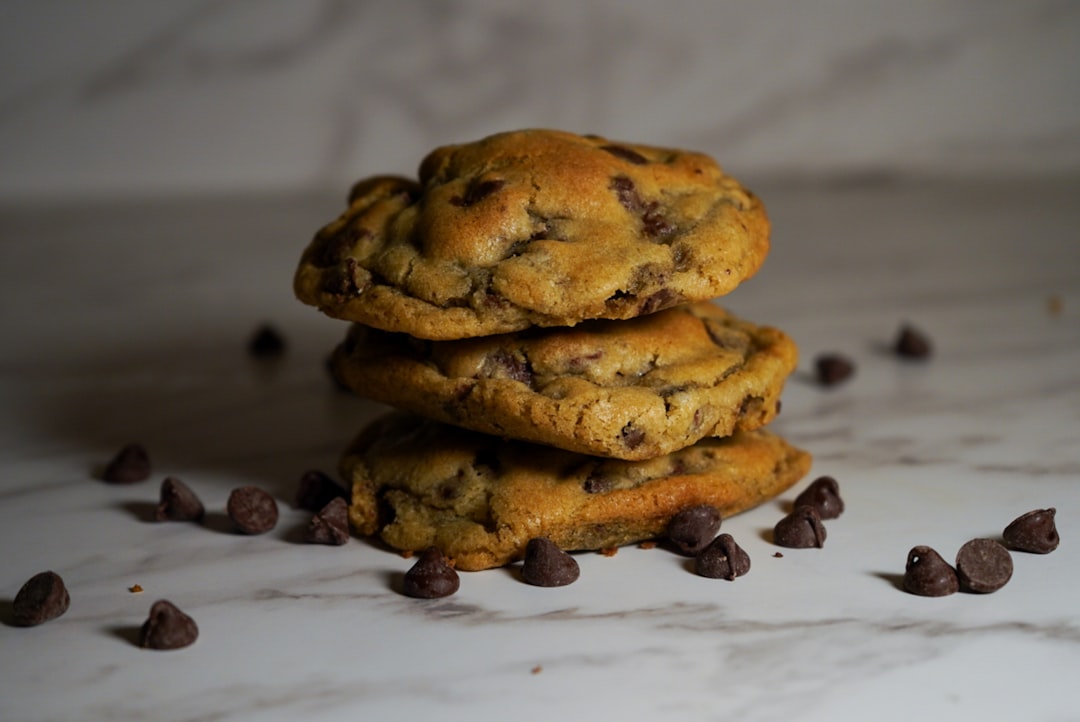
[521,538,580,587]
[102,443,151,483]
[1003,508,1060,554]
[12,571,70,626]
[773,506,827,548]
[814,354,855,387]
[295,470,348,512]
[139,599,198,650]
[304,497,350,546]
[667,505,722,556]
[154,476,205,522]
[695,534,751,580]
[600,144,648,165]
[955,538,1013,593]
[773,552,784,558]
[793,476,844,520]
[248,323,286,357]
[894,323,932,359]
[402,548,460,599]
[903,546,959,597]
[226,486,279,535]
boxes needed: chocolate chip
[226,486,279,535]
[102,443,151,483]
[814,354,855,387]
[793,476,844,520]
[903,546,959,597]
[450,178,505,207]
[773,506,827,548]
[402,548,460,599]
[894,323,932,359]
[611,175,641,211]
[304,497,350,546]
[620,423,645,450]
[703,320,750,353]
[139,599,198,650]
[295,470,348,512]
[600,144,648,165]
[12,571,70,626]
[154,476,205,522]
[480,349,532,385]
[1003,508,1059,554]
[248,323,285,357]
[582,471,613,494]
[638,288,678,315]
[695,534,751,580]
[521,538,580,587]
[642,202,675,238]
[667,504,722,556]
[955,538,1013,593]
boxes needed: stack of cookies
[294,129,810,571]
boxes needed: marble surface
[0,177,1078,721]
[3,1,1080,198]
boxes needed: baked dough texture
[343,412,811,571]
[330,301,796,460]
[295,129,770,340]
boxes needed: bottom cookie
[343,412,811,571]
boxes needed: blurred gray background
[2,0,1079,199]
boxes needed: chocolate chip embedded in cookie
[295,129,771,340]
[329,302,796,460]
[342,412,811,571]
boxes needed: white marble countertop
[1,178,1078,721]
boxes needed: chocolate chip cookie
[330,301,795,460]
[295,129,770,340]
[343,412,811,571]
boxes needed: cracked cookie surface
[344,412,811,570]
[295,129,770,340]
[331,302,796,460]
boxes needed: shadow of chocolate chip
[281,522,310,545]
[757,527,775,544]
[0,598,16,627]
[200,511,237,535]
[106,623,144,647]
[118,500,159,523]
[870,571,907,592]
[383,570,406,596]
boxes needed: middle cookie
[330,301,797,460]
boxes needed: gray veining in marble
[2,1,1080,198]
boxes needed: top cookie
[295,129,770,340]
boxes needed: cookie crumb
[400,550,415,559]
[638,540,658,550]
[531,665,543,675]
[129,584,144,594]
[1047,294,1063,316]
[773,552,784,558]
[599,547,619,557]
